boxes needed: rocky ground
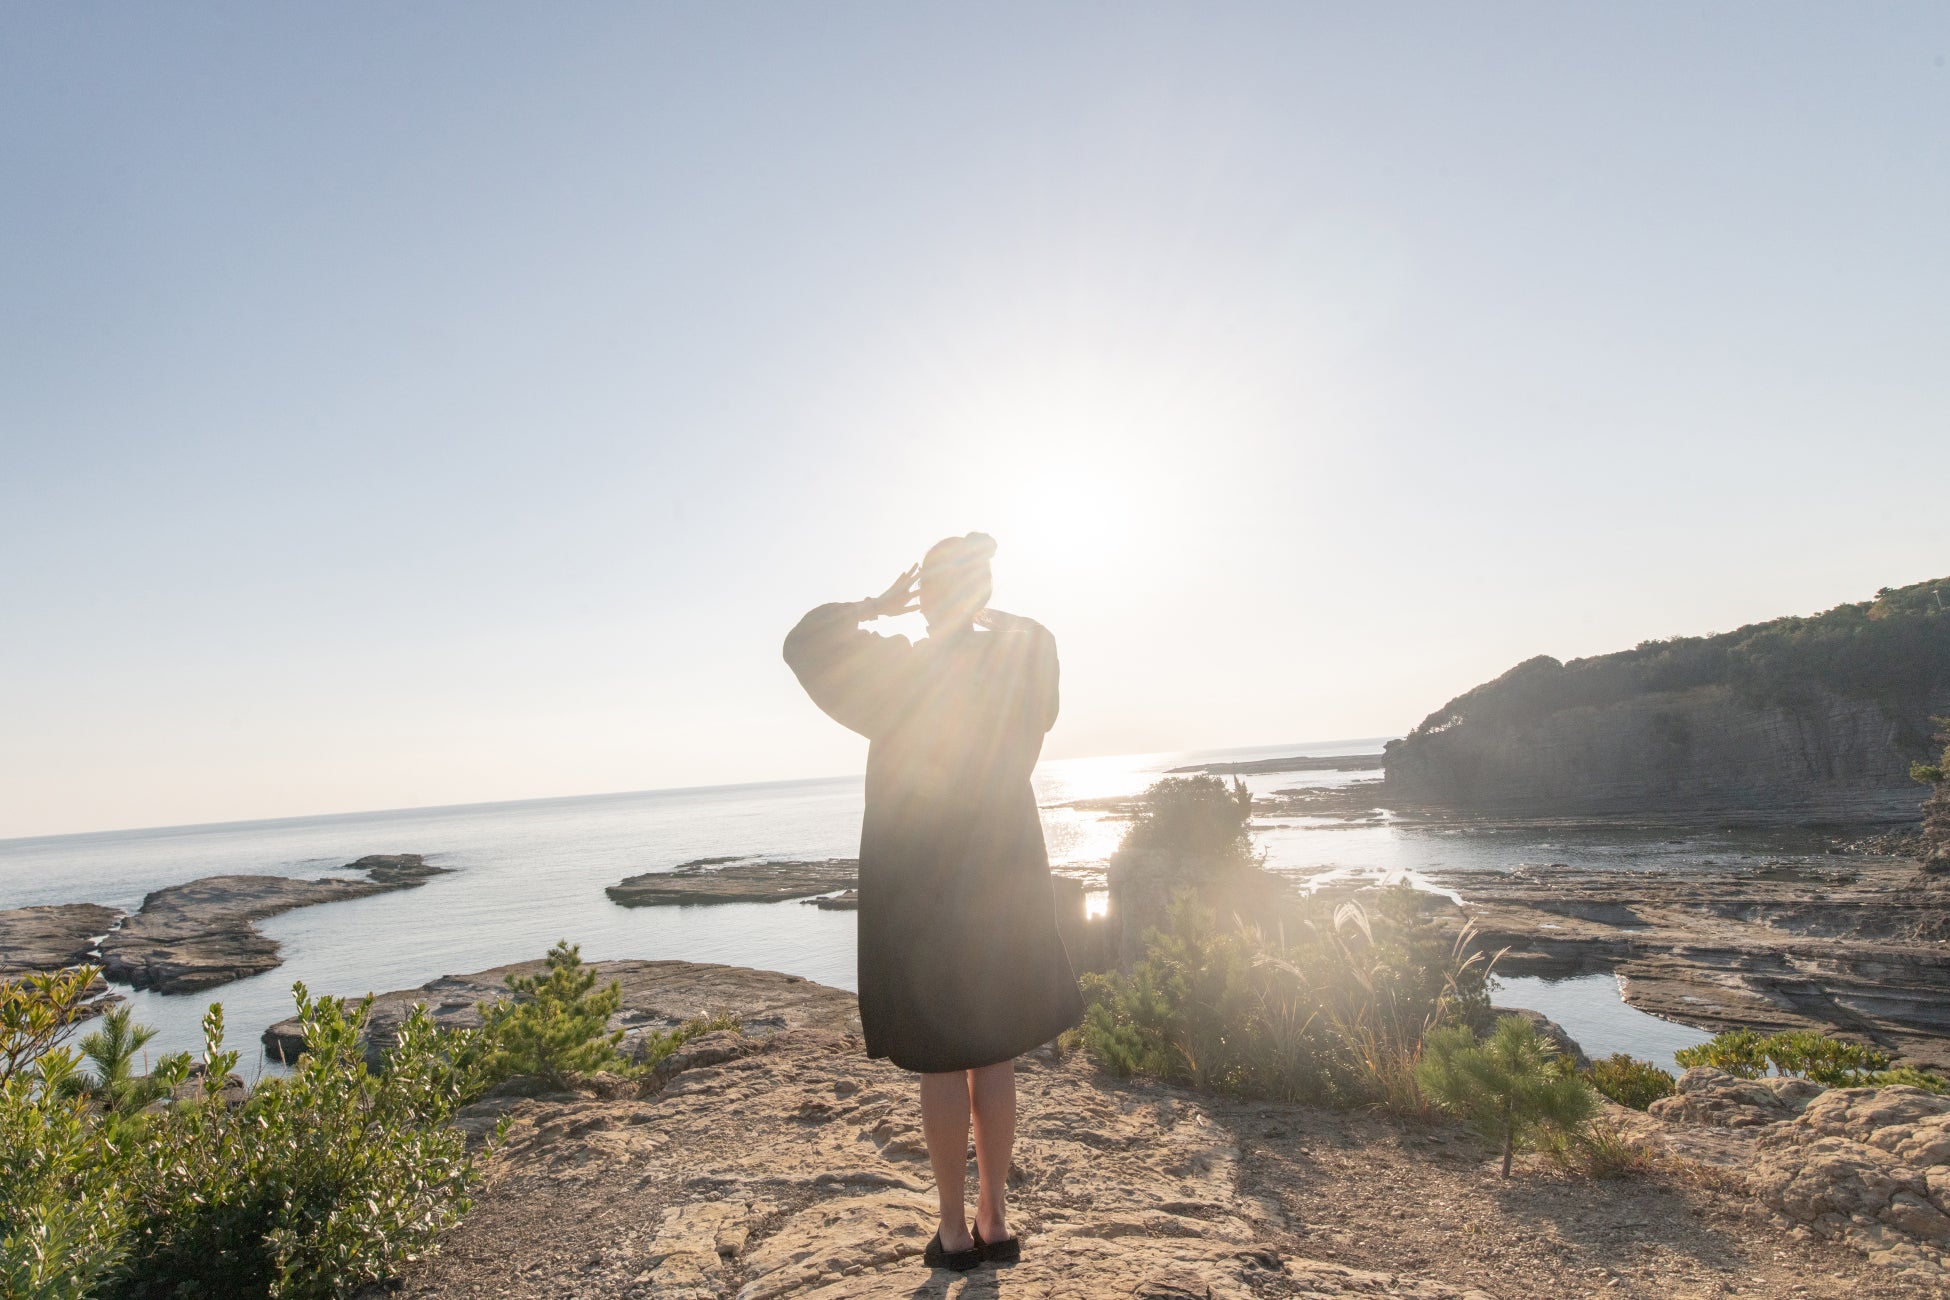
[608,859,860,907]
[96,853,448,993]
[1420,858,1950,1071]
[326,961,1947,1300]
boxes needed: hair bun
[923,532,997,571]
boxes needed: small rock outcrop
[1752,1085,1950,1278]
[1648,1067,1826,1128]
[100,854,448,994]
[262,958,862,1067]
[607,859,858,907]
[0,903,122,977]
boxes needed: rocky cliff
[1385,577,1950,821]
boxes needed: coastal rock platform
[0,902,122,977]
[1424,858,1950,1071]
[363,963,1935,1299]
[608,859,859,907]
[99,854,449,994]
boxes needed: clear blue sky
[4,4,1947,838]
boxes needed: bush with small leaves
[1417,1015,1598,1178]
[0,1048,132,1300]
[1674,1028,1771,1079]
[1584,1053,1676,1110]
[1674,1028,1948,1091]
[114,990,477,1299]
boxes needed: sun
[998,464,1128,575]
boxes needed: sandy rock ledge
[356,963,1949,1299]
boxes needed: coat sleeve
[1027,623,1059,734]
[1003,621,1060,735]
[783,602,914,740]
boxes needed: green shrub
[0,966,136,1300]
[472,941,630,1089]
[1674,1028,1948,1091]
[1912,716,1949,784]
[636,1012,742,1073]
[1114,775,1261,871]
[1417,1016,1598,1178]
[1078,886,1492,1108]
[1674,1028,1771,1078]
[1,968,102,1083]
[1584,1053,1676,1110]
[115,991,477,1299]
[1863,1067,1950,1094]
[0,940,729,1298]
[1,1051,132,1300]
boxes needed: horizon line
[0,734,1401,850]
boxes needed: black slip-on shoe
[923,1232,983,1272]
[972,1226,1021,1265]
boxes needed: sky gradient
[4,4,1948,838]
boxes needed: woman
[783,532,1085,1272]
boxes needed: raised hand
[867,565,920,619]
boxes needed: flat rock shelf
[606,858,859,907]
[1423,857,1950,1071]
[98,854,449,994]
[0,902,122,977]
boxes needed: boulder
[1748,1084,1950,1276]
[1647,1066,1825,1128]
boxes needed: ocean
[5,735,1843,1075]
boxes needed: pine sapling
[1416,1015,1597,1177]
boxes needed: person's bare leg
[919,1071,973,1251]
[968,1059,1016,1243]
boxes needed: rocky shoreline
[1420,857,1950,1071]
[0,854,449,995]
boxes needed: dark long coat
[784,603,1084,1073]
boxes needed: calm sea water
[2,737,1829,1073]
